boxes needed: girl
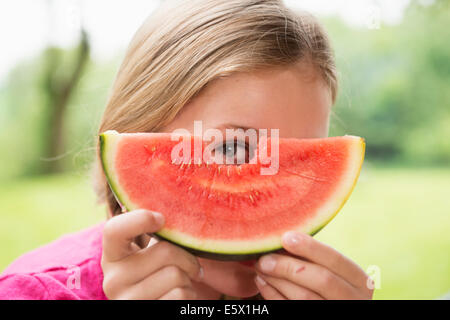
[0,0,373,300]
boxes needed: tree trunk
[40,30,90,174]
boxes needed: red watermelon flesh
[100,131,365,260]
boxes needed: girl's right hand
[101,209,204,300]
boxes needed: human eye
[213,139,252,164]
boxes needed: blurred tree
[39,0,90,173]
[40,30,90,173]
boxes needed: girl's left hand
[254,231,374,300]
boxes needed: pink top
[0,223,108,300]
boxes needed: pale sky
[0,0,415,83]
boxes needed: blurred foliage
[0,48,119,179]
[327,0,450,165]
[0,1,449,180]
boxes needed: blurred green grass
[316,165,450,299]
[0,173,105,272]
[0,166,449,299]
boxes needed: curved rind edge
[100,131,129,214]
[307,136,366,236]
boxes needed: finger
[159,287,197,300]
[117,240,203,284]
[282,231,369,288]
[254,275,286,300]
[256,272,323,300]
[116,265,193,300]
[102,209,165,262]
[256,253,358,300]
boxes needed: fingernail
[146,236,159,248]
[282,231,302,246]
[152,211,165,225]
[255,275,266,286]
[198,267,204,280]
[259,255,276,272]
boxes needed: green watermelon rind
[99,130,365,260]
[99,132,131,213]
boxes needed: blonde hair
[94,0,338,216]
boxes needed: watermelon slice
[99,130,365,260]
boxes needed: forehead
[163,63,332,139]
